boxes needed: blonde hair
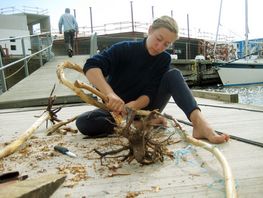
[151,16,179,40]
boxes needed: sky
[0,0,262,41]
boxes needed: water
[199,84,263,106]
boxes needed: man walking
[58,8,78,57]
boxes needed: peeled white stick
[0,111,50,159]
[56,61,108,110]
[167,114,237,198]
[185,134,237,198]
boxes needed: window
[9,37,15,42]
[10,45,16,50]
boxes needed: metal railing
[0,32,53,93]
[52,20,235,43]
[0,6,48,15]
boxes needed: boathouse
[0,7,51,56]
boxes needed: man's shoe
[67,49,73,57]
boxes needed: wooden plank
[192,90,239,103]
[0,174,66,198]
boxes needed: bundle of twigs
[56,61,237,197]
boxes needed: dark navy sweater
[83,39,171,103]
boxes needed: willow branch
[56,61,108,111]
[165,113,237,198]
[185,135,237,198]
[46,115,78,135]
[74,80,108,102]
[0,111,50,159]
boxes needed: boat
[214,0,263,86]
[215,57,263,86]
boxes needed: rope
[4,57,33,80]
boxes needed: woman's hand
[106,92,125,113]
[125,101,138,110]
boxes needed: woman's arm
[125,95,150,110]
[86,68,125,113]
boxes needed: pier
[170,59,220,86]
[0,54,262,197]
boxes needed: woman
[76,16,229,144]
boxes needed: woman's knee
[164,68,183,80]
[75,112,92,135]
[76,110,115,136]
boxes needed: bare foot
[192,122,229,144]
[190,109,229,144]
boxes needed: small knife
[54,145,77,158]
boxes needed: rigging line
[176,119,263,148]
[168,101,263,113]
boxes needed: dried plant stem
[46,115,77,135]
[0,111,50,159]
[56,61,108,110]
[185,134,237,198]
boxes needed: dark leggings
[76,68,198,137]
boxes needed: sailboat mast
[213,0,223,57]
[245,0,249,56]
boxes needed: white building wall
[0,29,31,56]
[0,14,31,56]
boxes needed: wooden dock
[0,55,263,197]
[171,59,221,86]
[0,55,88,109]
